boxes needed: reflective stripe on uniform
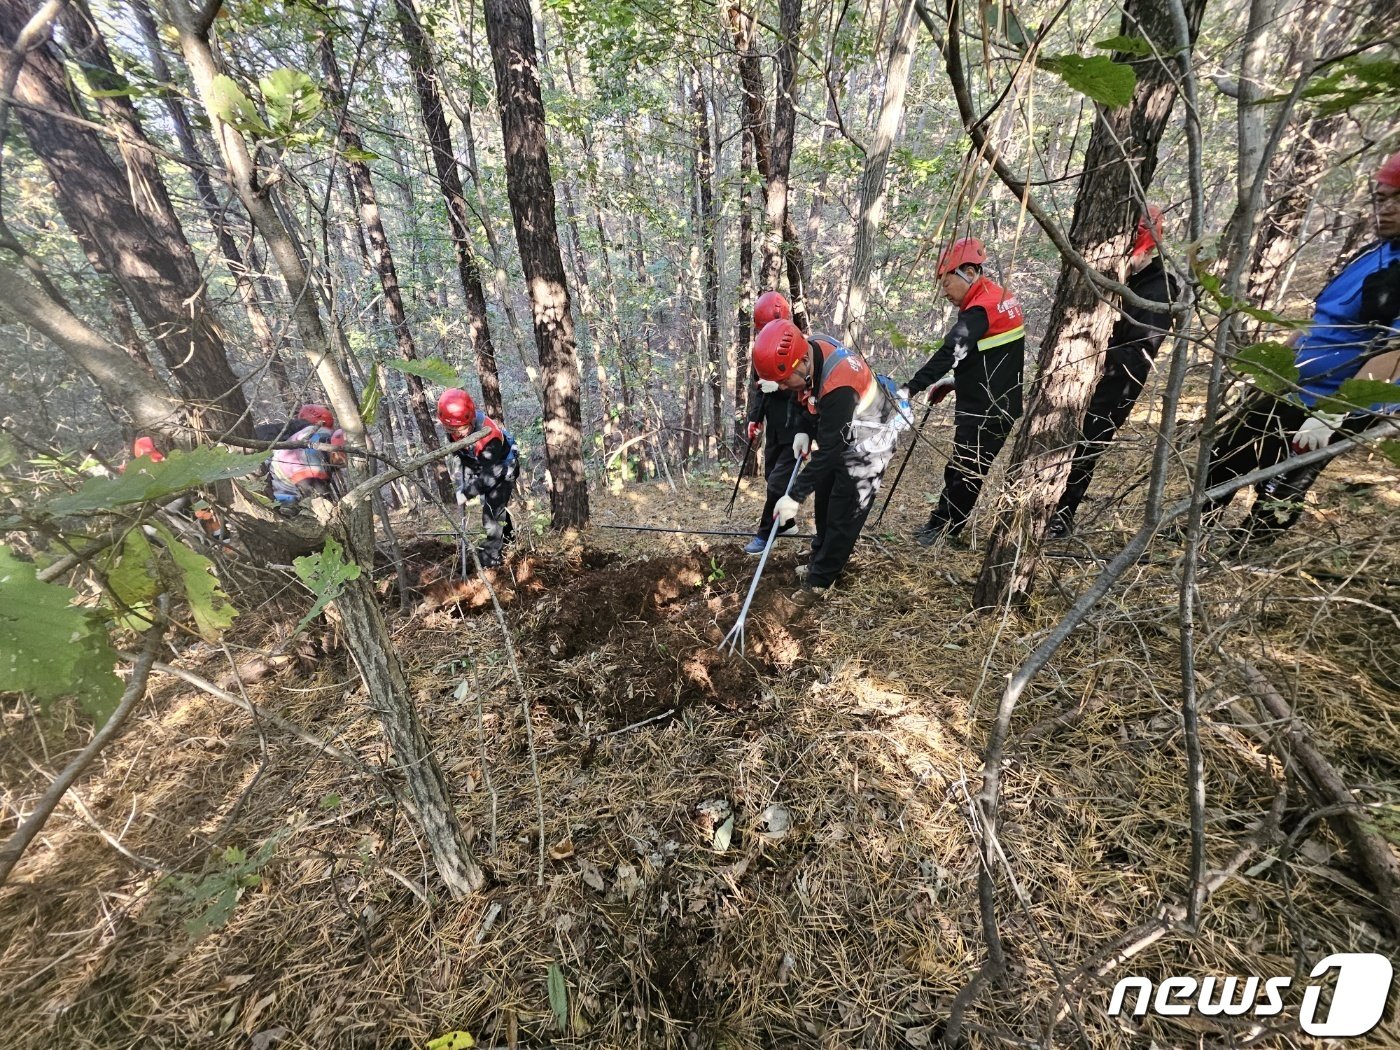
[977,325,1025,351]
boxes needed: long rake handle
[875,401,934,526]
[721,459,803,654]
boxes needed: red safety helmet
[1378,152,1400,190]
[753,290,792,330]
[752,320,808,382]
[936,237,986,277]
[437,387,477,431]
[131,436,165,462]
[1130,205,1165,260]
[297,403,334,428]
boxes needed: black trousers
[808,440,894,588]
[1205,391,1369,545]
[926,410,1014,535]
[755,394,802,535]
[1057,362,1150,521]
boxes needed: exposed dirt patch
[394,539,809,729]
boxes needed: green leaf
[259,68,323,132]
[1232,341,1300,393]
[153,523,238,641]
[1094,35,1155,57]
[1317,378,1400,413]
[982,1,1029,49]
[385,357,462,387]
[425,1033,476,1050]
[107,529,160,632]
[546,963,569,1033]
[0,545,122,724]
[1380,440,1400,468]
[1039,54,1137,108]
[209,74,270,135]
[292,537,362,631]
[318,792,342,810]
[42,447,269,518]
[359,366,382,427]
[341,146,380,163]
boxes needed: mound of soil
[400,539,808,729]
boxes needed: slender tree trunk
[838,0,918,350]
[130,0,293,407]
[165,0,481,897]
[766,0,801,288]
[692,68,723,451]
[726,1,811,330]
[393,0,504,420]
[972,0,1204,608]
[483,0,589,527]
[319,32,449,500]
[2,0,250,438]
[736,125,756,441]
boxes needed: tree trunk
[736,124,757,443]
[726,1,811,330]
[318,32,450,501]
[393,0,504,420]
[692,68,723,451]
[838,0,919,351]
[2,0,250,439]
[0,261,186,434]
[972,0,1203,608]
[166,0,481,897]
[765,0,801,288]
[483,0,590,527]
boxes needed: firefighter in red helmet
[1049,206,1180,539]
[740,290,805,554]
[438,387,518,568]
[754,320,907,605]
[900,237,1027,544]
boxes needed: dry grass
[1,394,1397,1049]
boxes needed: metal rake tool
[719,459,802,655]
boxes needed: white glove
[928,376,957,405]
[774,495,800,526]
[897,385,911,401]
[456,489,470,506]
[792,433,811,458]
[758,379,781,394]
[1292,411,1345,452]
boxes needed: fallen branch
[1228,655,1400,935]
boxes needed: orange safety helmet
[751,320,808,383]
[437,387,477,431]
[753,290,792,330]
[297,403,334,428]
[936,237,986,277]
[1130,205,1165,260]
[131,436,165,462]
[1378,152,1400,190]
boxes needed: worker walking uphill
[438,387,518,569]
[757,321,907,605]
[901,237,1026,544]
[742,290,805,554]
[1202,151,1400,550]
[1049,207,1181,538]
[269,409,345,513]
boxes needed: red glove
[928,377,957,404]
[746,422,762,443]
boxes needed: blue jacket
[1294,239,1400,407]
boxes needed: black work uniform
[453,420,518,568]
[790,338,899,588]
[745,380,803,535]
[904,278,1026,535]
[1056,258,1180,524]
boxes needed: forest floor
[2,392,1399,1049]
